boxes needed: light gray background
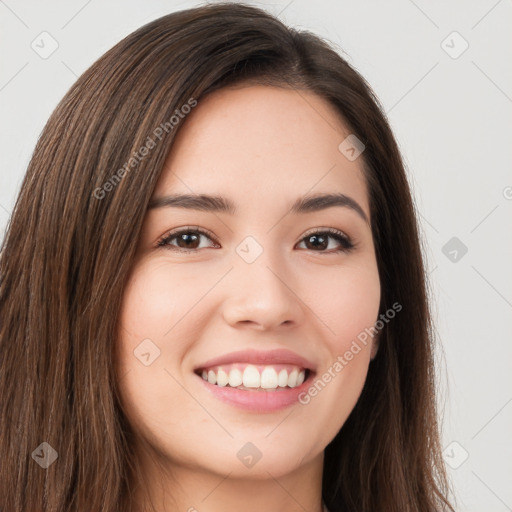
[1,1,511,510]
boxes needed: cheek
[117,263,178,341]
[114,263,181,415]
[300,260,380,419]
[309,258,381,353]
[114,265,199,445]
[116,258,213,351]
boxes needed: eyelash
[156,226,355,254]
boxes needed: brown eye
[297,229,354,253]
[156,227,354,254]
[157,227,218,252]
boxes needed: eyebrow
[148,192,369,224]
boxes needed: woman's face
[116,84,380,483]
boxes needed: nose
[221,250,304,331]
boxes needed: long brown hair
[0,3,454,511]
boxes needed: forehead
[154,84,370,220]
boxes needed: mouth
[194,363,314,391]
[192,348,317,411]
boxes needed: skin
[115,84,381,512]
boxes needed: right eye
[156,227,219,252]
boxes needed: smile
[195,363,310,390]
[193,348,317,412]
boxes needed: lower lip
[194,372,314,412]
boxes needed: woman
[0,3,454,511]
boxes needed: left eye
[297,229,354,253]
[157,227,354,254]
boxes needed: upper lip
[194,348,316,372]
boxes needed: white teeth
[260,367,278,389]
[228,368,243,387]
[199,364,308,390]
[216,368,229,387]
[242,365,260,388]
[288,369,298,387]
[278,369,288,387]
